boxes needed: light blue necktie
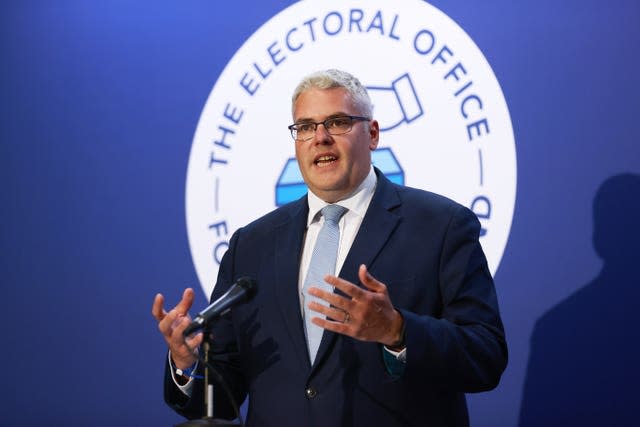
[302,204,348,364]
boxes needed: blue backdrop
[2,1,639,426]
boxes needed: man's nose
[313,123,332,144]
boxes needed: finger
[152,293,167,321]
[358,264,387,293]
[175,288,195,315]
[185,331,204,350]
[169,318,200,364]
[324,275,367,299]
[308,301,349,322]
[168,316,192,351]
[307,286,352,309]
[158,308,180,336]
[170,312,188,330]
[173,312,194,336]
[312,316,351,336]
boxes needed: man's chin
[308,183,351,203]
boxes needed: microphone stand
[175,325,241,427]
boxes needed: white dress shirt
[298,166,406,362]
[298,166,377,308]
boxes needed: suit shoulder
[238,197,306,234]
[385,183,481,238]
[394,183,470,216]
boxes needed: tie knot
[321,204,348,224]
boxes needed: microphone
[183,277,257,336]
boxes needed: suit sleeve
[401,205,508,392]
[164,229,248,420]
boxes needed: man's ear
[368,119,380,150]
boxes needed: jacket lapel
[273,198,312,371]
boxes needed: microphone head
[236,276,257,301]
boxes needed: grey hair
[291,69,373,118]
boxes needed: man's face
[293,87,379,203]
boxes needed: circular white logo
[186,0,517,297]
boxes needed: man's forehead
[293,87,356,119]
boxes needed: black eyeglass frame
[288,115,370,142]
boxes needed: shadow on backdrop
[518,173,640,426]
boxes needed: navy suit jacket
[165,170,507,426]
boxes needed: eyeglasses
[288,115,370,142]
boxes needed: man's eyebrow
[294,112,350,123]
[326,112,351,119]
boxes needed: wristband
[174,362,203,379]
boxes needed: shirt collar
[306,166,377,226]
